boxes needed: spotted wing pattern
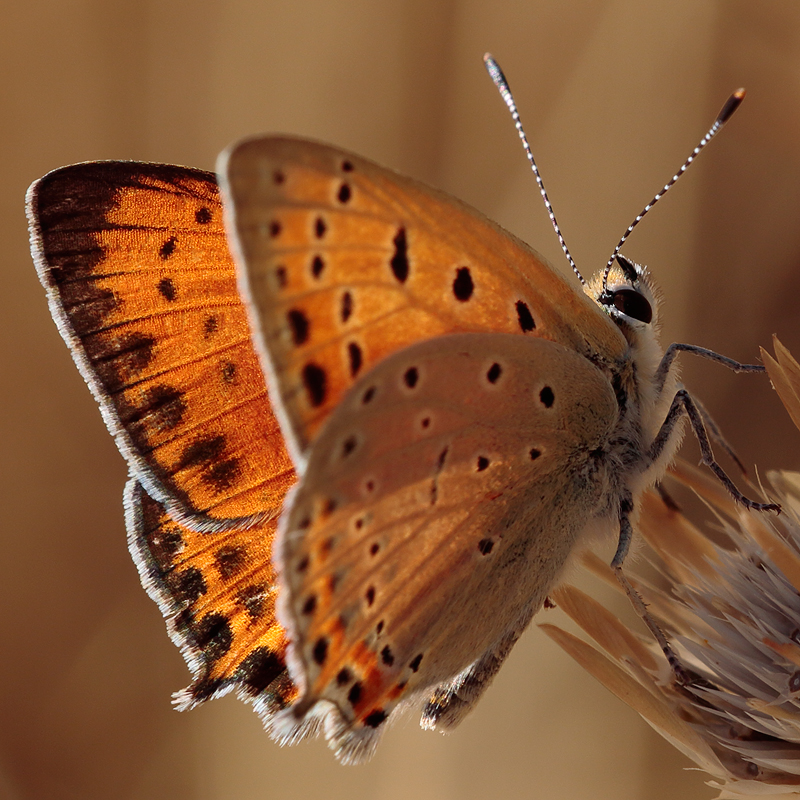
[27,163,297,712]
[28,162,295,523]
[220,136,627,465]
[126,480,295,708]
[274,333,619,762]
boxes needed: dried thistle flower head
[542,338,800,799]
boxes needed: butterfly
[26,56,777,764]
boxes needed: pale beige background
[4,2,800,799]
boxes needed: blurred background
[4,1,800,798]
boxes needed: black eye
[612,288,652,323]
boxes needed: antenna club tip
[718,88,746,123]
[483,54,508,89]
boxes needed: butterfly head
[588,254,660,337]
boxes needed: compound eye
[612,288,652,323]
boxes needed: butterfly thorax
[585,259,684,516]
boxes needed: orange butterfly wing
[27,163,297,711]
[28,162,294,523]
[126,480,296,710]
[219,136,629,464]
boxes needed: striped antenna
[484,53,586,286]
[601,88,746,292]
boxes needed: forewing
[219,136,627,463]
[273,332,619,762]
[28,163,301,732]
[27,162,295,524]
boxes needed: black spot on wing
[159,236,177,259]
[341,291,353,322]
[348,342,362,377]
[312,637,329,665]
[516,300,535,332]
[477,538,494,555]
[235,647,286,695]
[302,595,317,615]
[221,361,237,383]
[194,613,233,663]
[205,459,241,491]
[337,183,352,203]
[348,681,363,706]
[203,314,218,338]
[342,435,358,458]
[287,309,310,345]
[179,434,225,469]
[157,277,176,301]
[119,384,187,450]
[337,667,352,686]
[178,434,241,491]
[452,267,474,301]
[390,227,409,283]
[302,363,327,407]
[361,386,376,404]
[214,545,248,579]
[364,709,387,728]
[170,567,206,604]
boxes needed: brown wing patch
[126,480,297,710]
[27,162,295,521]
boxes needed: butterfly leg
[617,386,779,683]
[655,342,766,392]
[650,388,780,512]
[655,343,771,476]
[691,394,747,474]
[420,604,537,732]
[611,493,696,684]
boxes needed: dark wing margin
[124,478,296,712]
[27,162,295,527]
